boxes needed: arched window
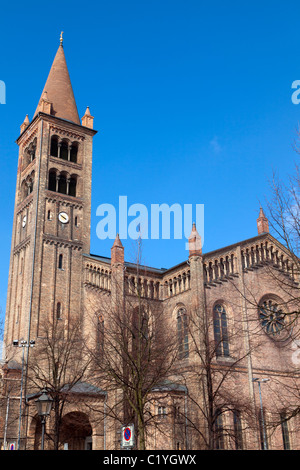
[69,177,77,197]
[70,143,78,163]
[177,307,189,359]
[58,174,67,194]
[30,146,36,162]
[48,171,57,192]
[233,410,243,450]
[27,179,34,195]
[50,136,59,157]
[280,412,290,450]
[58,254,63,270]
[214,409,225,450]
[60,140,69,160]
[213,304,230,357]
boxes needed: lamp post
[34,389,53,450]
[252,378,270,450]
[13,339,35,450]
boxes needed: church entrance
[60,412,93,450]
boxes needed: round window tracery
[259,299,286,338]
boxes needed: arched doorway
[60,412,93,450]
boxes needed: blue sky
[0,0,300,321]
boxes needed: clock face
[58,212,69,224]
[22,215,27,228]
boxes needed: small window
[56,302,62,320]
[30,148,36,162]
[28,180,34,195]
[47,210,51,220]
[158,406,167,418]
[75,216,78,227]
[58,254,63,270]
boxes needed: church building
[1,37,300,451]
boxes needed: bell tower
[4,37,97,356]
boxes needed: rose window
[259,299,286,337]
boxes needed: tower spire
[60,31,64,46]
[188,222,202,257]
[34,41,80,124]
[257,206,269,235]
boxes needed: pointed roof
[112,233,124,249]
[257,206,269,235]
[259,206,268,219]
[34,42,80,124]
[188,222,202,257]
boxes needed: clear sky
[0,0,300,322]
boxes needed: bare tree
[175,299,260,450]
[86,240,178,450]
[25,315,91,450]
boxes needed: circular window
[259,299,286,338]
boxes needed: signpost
[121,424,134,449]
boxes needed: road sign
[121,424,134,448]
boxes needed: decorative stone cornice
[13,237,31,254]
[16,194,34,213]
[50,124,85,142]
[43,234,83,251]
[45,190,83,206]
[49,156,82,171]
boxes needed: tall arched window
[50,136,59,157]
[213,304,230,357]
[233,410,243,450]
[60,140,69,160]
[69,177,77,197]
[214,409,225,450]
[48,171,57,192]
[70,143,78,163]
[177,307,189,359]
[58,174,67,194]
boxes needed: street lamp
[13,339,35,450]
[34,389,53,450]
[252,377,270,450]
